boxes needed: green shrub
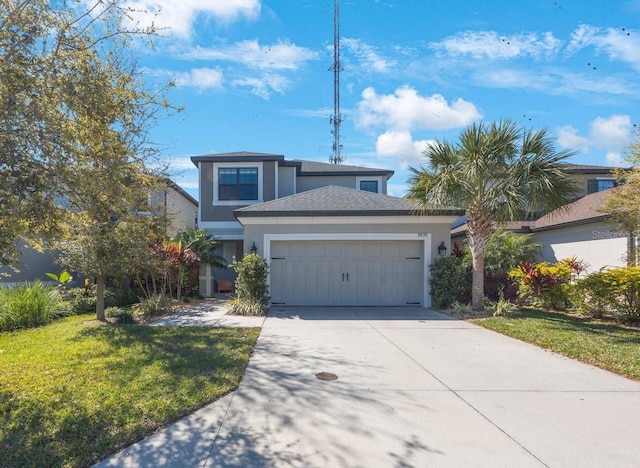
[131,293,173,318]
[486,295,518,317]
[105,306,135,324]
[69,287,97,314]
[105,287,140,307]
[429,255,468,308]
[510,258,585,310]
[573,267,640,320]
[226,297,266,317]
[448,301,472,315]
[0,281,68,331]
[228,253,269,316]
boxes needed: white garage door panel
[270,240,423,306]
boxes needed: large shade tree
[1,0,176,319]
[408,120,578,309]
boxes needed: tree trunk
[467,211,493,311]
[96,274,106,321]
[471,249,485,310]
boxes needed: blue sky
[127,0,640,199]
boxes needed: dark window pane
[239,185,258,200]
[238,168,258,184]
[219,185,238,200]
[219,168,237,184]
[359,180,378,193]
[218,167,259,201]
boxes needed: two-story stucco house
[192,151,463,307]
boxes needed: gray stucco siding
[278,166,296,198]
[199,161,277,223]
[240,219,453,262]
[532,220,628,273]
[296,175,358,192]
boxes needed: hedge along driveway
[0,314,260,467]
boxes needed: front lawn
[0,314,260,467]
[473,308,640,381]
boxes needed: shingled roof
[533,189,611,231]
[234,185,463,218]
[452,189,615,235]
[292,160,394,177]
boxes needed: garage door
[269,240,424,306]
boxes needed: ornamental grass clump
[0,281,68,331]
[227,253,269,316]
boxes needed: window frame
[213,162,263,205]
[356,176,383,194]
[587,178,616,194]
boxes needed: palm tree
[408,120,578,309]
[172,228,225,269]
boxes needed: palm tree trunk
[467,213,492,310]
[470,249,485,310]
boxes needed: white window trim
[356,176,383,194]
[213,161,263,206]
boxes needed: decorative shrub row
[572,266,640,320]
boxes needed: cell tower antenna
[329,0,344,164]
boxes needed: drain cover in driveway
[315,372,338,381]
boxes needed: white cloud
[232,73,289,99]
[556,115,634,165]
[556,125,591,153]
[173,67,224,89]
[567,24,640,70]
[375,131,435,167]
[122,0,261,40]
[605,151,625,167]
[342,38,395,73]
[356,85,482,131]
[180,40,318,70]
[589,115,633,148]
[430,30,562,60]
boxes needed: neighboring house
[562,163,620,199]
[451,189,630,273]
[192,151,462,306]
[0,181,198,286]
[532,189,629,273]
[147,179,199,237]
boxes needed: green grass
[0,314,260,467]
[473,308,640,380]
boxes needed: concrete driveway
[97,307,640,468]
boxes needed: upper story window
[219,168,258,200]
[359,180,379,193]
[587,178,616,194]
[356,176,383,194]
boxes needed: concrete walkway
[97,307,640,468]
[150,297,266,328]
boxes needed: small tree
[228,253,269,316]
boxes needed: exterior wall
[0,244,75,286]
[240,217,454,265]
[567,173,615,199]
[532,221,628,273]
[199,160,276,224]
[263,161,277,201]
[296,175,359,193]
[164,187,197,236]
[278,166,296,198]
